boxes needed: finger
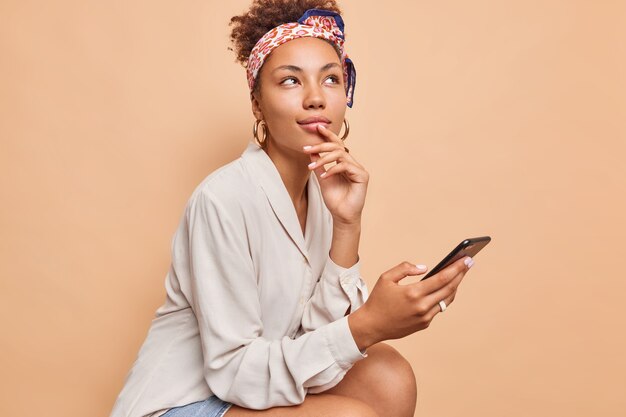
[317,123,343,145]
[424,292,450,326]
[307,151,321,164]
[307,152,330,179]
[303,141,350,155]
[428,285,460,322]
[308,150,347,171]
[414,256,473,295]
[421,269,465,312]
[303,142,363,172]
[319,161,368,183]
[420,285,462,325]
[303,144,341,171]
[312,161,326,180]
[422,302,444,325]
[411,269,463,315]
[380,262,429,284]
[307,149,362,178]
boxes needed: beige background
[1,0,625,416]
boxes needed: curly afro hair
[229,0,343,94]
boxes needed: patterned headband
[246,8,356,107]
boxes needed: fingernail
[308,161,316,168]
[464,257,474,268]
[303,145,312,150]
[319,124,326,129]
[320,172,327,178]
[415,264,427,271]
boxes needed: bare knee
[364,343,417,396]
[355,343,417,417]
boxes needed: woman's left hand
[302,124,369,226]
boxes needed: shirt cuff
[323,253,361,287]
[324,315,368,369]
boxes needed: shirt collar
[241,141,322,262]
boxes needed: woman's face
[251,37,347,153]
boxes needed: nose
[303,83,326,109]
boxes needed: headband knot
[246,8,356,107]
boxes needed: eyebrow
[271,62,341,74]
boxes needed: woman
[110,1,474,417]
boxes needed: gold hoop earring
[253,119,268,147]
[340,118,350,141]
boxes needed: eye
[280,77,298,85]
[324,75,341,84]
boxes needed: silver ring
[439,300,447,312]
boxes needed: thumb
[381,262,429,284]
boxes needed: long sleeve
[300,255,369,333]
[177,189,366,409]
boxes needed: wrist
[330,222,361,268]
[348,304,379,351]
[333,217,362,231]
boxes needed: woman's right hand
[348,256,474,351]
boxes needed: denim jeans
[161,396,232,417]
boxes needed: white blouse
[110,142,369,417]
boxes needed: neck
[263,140,310,207]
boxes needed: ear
[251,92,263,120]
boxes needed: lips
[297,116,331,134]
[298,116,331,125]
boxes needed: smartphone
[420,236,491,280]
